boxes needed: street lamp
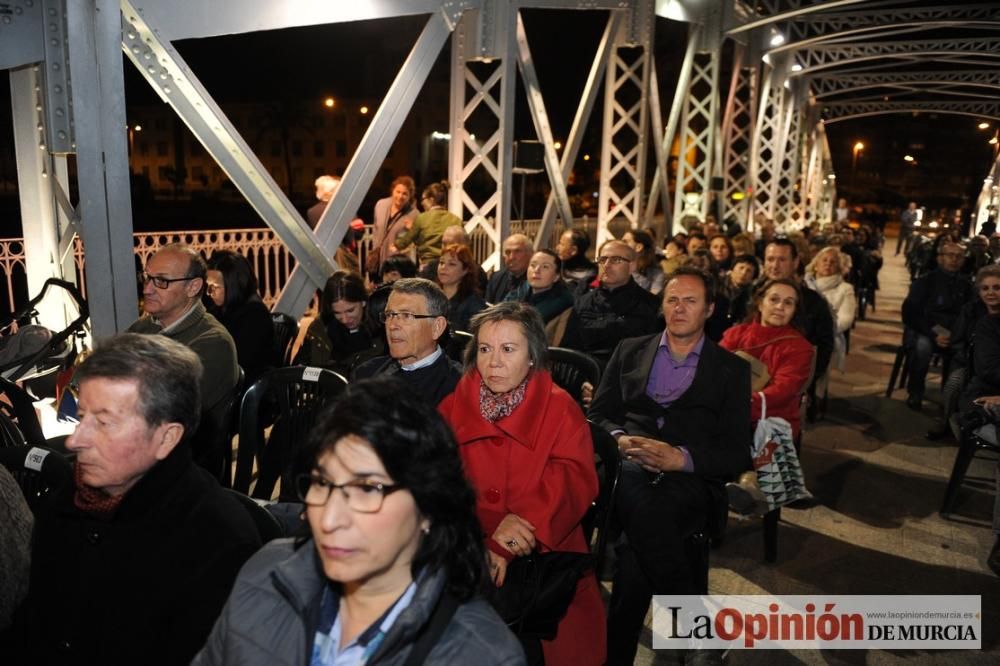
[323,97,335,109]
[851,141,864,198]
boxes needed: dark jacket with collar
[10,445,261,666]
[485,269,526,304]
[588,333,751,482]
[570,278,661,368]
[192,539,525,666]
[128,301,239,412]
[352,351,461,406]
[902,268,973,340]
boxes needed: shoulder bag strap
[757,391,767,420]
[402,591,460,666]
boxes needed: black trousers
[605,463,716,666]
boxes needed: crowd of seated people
[3,206,908,666]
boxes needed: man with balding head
[129,244,238,414]
[485,233,532,303]
[569,239,660,369]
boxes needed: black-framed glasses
[139,271,199,289]
[295,473,404,513]
[597,255,630,266]
[379,310,439,324]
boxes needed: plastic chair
[204,366,246,488]
[234,366,348,500]
[940,412,1000,517]
[548,347,602,409]
[271,312,299,367]
[0,445,72,512]
[222,488,284,543]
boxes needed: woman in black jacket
[205,250,275,385]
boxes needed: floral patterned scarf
[479,375,530,422]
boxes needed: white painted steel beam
[514,12,574,244]
[0,0,44,69]
[536,11,619,249]
[821,100,1000,124]
[67,0,138,335]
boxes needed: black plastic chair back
[446,330,474,363]
[271,312,299,367]
[584,420,621,578]
[200,366,246,488]
[0,376,46,447]
[235,366,348,500]
[222,488,284,543]
[0,445,73,512]
[548,347,602,409]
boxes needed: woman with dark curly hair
[194,377,524,665]
[436,243,486,332]
[205,250,275,384]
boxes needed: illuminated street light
[553,141,563,150]
[583,154,590,161]
[133,125,142,132]
[903,155,914,162]
[851,141,865,196]
[990,136,998,146]
[791,63,803,72]
[360,105,369,115]
[978,121,990,130]
[769,29,785,47]
[324,97,335,108]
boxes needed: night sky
[2,8,997,233]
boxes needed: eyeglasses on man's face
[597,255,630,266]
[139,271,199,289]
[379,310,438,324]
[295,473,403,513]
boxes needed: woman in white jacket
[806,246,856,373]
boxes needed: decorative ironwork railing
[1,216,586,314]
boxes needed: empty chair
[234,366,348,500]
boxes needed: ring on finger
[506,538,518,549]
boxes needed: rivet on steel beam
[55,108,64,117]
[163,87,172,94]
[54,85,62,94]
[2,17,11,24]
[58,130,67,140]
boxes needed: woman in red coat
[720,278,816,440]
[439,302,605,665]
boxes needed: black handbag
[489,551,594,640]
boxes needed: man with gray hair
[353,278,461,405]
[9,333,260,665]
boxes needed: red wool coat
[438,369,606,666]
[720,321,815,439]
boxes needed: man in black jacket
[902,242,973,410]
[570,240,660,369]
[353,278,461,406]
[9,334,260,665]
[590,267,751,664]
[485,234,531,303]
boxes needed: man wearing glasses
[353,278,461,405]
[569,239,660,370]
[128,243,238,419]
[901,241,973,411]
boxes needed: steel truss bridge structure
[3,0,1000,330]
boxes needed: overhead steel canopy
[730,0,1000,130]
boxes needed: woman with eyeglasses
[297,271,378,373]
[392,182,461,271]
[438,302,605,666]
[436,243,486,333]
[194,377,525,665]
[204,250,275,385]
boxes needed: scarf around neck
[73,462,127,517]
[479,374,529,422]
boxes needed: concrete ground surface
[628,236,999,665]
